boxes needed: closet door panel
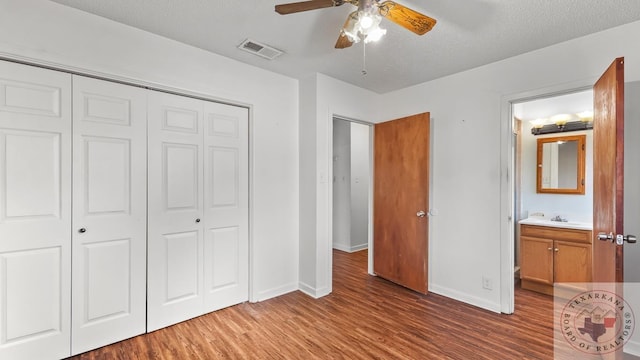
[3,131,61,218]
[147,91,204,332]
[165,143,199,210]
[0,61,71,360]
[84,138,131,213]
[164,231,200,300]
[71,76,147,355]
[203,103,248,312]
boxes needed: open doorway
[511,89,594,299]
[331,117,372,268]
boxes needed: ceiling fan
[275,0,437,49]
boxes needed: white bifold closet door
[0,61,72,359]
[147,92,204,331]
[147,91,248,332]
[70,76,147,355]
[202,101,249,313]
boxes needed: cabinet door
[71,76,147,354]
[147,91,204,332]
[203,102,249,312]
[0,61,72,360]
[554,240,592,285]
[520,236,554,285]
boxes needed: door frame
[328,115,376,275]
[499,80,596,314]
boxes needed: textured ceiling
[49,0,640,94]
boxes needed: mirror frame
[536,134,586,195]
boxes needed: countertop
[518,217,593,231]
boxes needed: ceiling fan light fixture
[364,25,386,43]
[343,12,360,43]
[359,12,375,29]
[275,0,437,49]
[343,10,387,44]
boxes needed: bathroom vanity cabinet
[520,224,593,295]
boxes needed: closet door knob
[195,218,201,223]
[78,228,87,233]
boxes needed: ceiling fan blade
[275,0,342,15]
[379,1,437,35]
[335,33,354,49]
[335,13,355,49]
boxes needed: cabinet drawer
[521,224,592,244]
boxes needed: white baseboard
[332,242,368,253]
[429,283,502,314]
[254,282,298,302]
[350,243,368,252]
[298,281,331,299]
[625,340,640,357]
[332,243,350,252]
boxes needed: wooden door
[71,76,147,354]
[202,102,249,312]
[592,57,625,284]
[147,91,205,332]
[592,58,625,360]
[520,236,554,285]
[374,113,429,294]
[0,61,72,359]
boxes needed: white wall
[301,20,640,312]
[371,21,640,312]
[331,120,369,253]
[520,129,593,222]
[624,81,640,283]
[623,81,640,357]
[298,75,318,296]
[0,0,300,301]
[349,122,370,252]
[332,119,351,251]
[299,74,378,297]
[13,0,639,315]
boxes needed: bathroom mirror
[536,134,586,194]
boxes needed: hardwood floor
[68,250,555,359]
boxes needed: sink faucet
[551,215,567,222]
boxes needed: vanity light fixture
[530,112,593,135]
[551,114,571,129]
[577,110,594,122]
[530,118,546,129]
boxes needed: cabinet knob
[554,248,559,252]
[547,247,552,251]
[78,228,87,233]
[195,218,201,223]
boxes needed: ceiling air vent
[238,39,284,60]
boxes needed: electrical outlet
[482,277,493,290]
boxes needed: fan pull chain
[362,41,367,76]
